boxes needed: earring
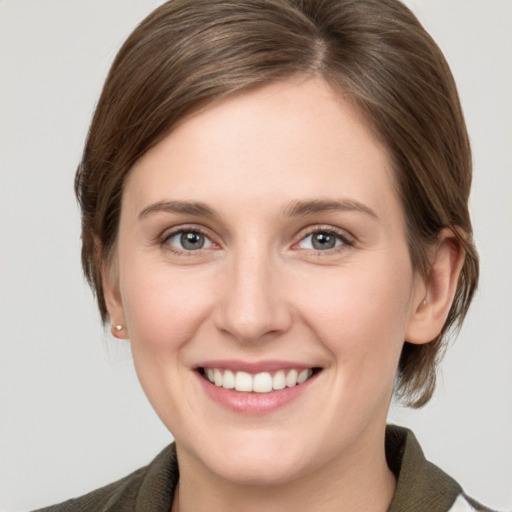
[111,324,126,337]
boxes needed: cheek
[120,263,215,355]
[118,263,219,425]
[294,260,414,377]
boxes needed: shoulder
[386,425,499,512]
[32,467,147,512]
[32,444,178,512]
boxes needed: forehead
[123,78,401,225]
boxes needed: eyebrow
[284,199,378,219]
[138,200,216,220]
[138,198,378,221]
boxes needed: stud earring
[111,324,126,337]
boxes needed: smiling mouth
[198,367,321,393]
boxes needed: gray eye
[181,231,205,250]
[167,230,212,251]
[298,231,343,251]
[311,232,337,250]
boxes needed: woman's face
[109,78,426,484]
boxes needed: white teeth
[297,369,310,384]
[204,367,314,393]
[272,370,286,390]
[253,372,273,393]
[286,369,298,388]
[235,371,253,392]
[222,369,235,389]
[214,368,223,387]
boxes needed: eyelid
[292,225,356,250]
[160,224,219,253]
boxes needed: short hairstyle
[76,0,478,407]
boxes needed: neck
[173,431,396,512]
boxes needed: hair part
[76,0,478,407]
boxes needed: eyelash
[160,226,214,255]
[294,226,355,253]
[159,225,355,255]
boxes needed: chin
[183,428,315,486]
[209,453,308,486]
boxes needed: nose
[214,248,293,344]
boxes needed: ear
[101,253,128,340]
[405,228,465,344]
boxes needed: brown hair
[76,0,478,407]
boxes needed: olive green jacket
[35,425,495,512]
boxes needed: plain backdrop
[1,1,511,511]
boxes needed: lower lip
[196,372,318,415]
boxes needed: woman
[35,0,493,510]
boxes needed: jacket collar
[386,425,462,512]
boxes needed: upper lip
[195,360,319,373]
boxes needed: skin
[104,78,463,512]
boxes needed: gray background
[1,1,511,510]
